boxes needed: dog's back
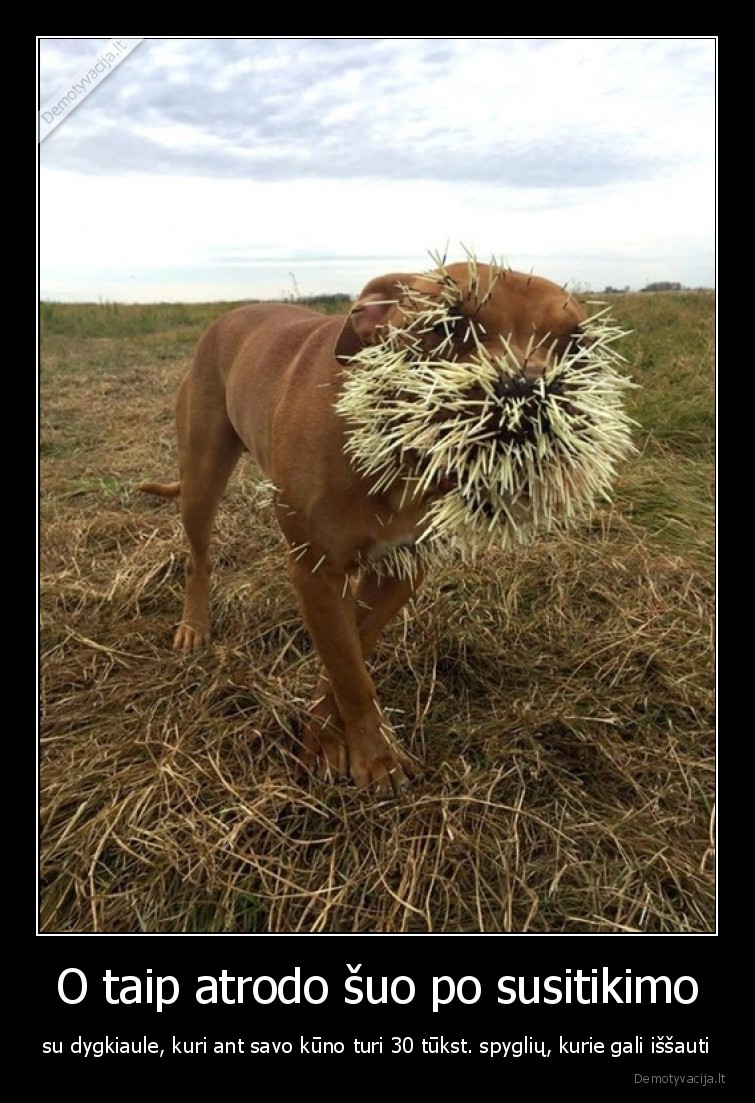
[186,303,344,479]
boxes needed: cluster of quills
[334,255,636,579]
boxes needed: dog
[140,261,588,796]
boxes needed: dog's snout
[493,374,537,401]
[500,327,582,382]
[521,358,548,383]
[518,342,561,382]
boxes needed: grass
[38,289,715,933]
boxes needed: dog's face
[334,259,634,554]
[336,261,586,376]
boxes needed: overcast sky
[38,37,716,302]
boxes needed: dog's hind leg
[172,373,244,653]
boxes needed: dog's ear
[335,274,413,362]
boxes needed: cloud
[40,38,713,186]
[38,37,716,298]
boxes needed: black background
[36,932,727,1085]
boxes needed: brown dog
[141,261,587,796]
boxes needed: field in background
[39,291,715,933]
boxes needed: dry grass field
[39,290,715,934]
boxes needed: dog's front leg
[290,561,418,795]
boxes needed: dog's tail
[138,480,181,499]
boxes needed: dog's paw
[300,698,349,782]
[348,702,420,796]
[301,696,420,797]
[349,741,420,798]
[173,621,211,652]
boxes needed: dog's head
[336,261,586,372]
[335,257,635,553]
